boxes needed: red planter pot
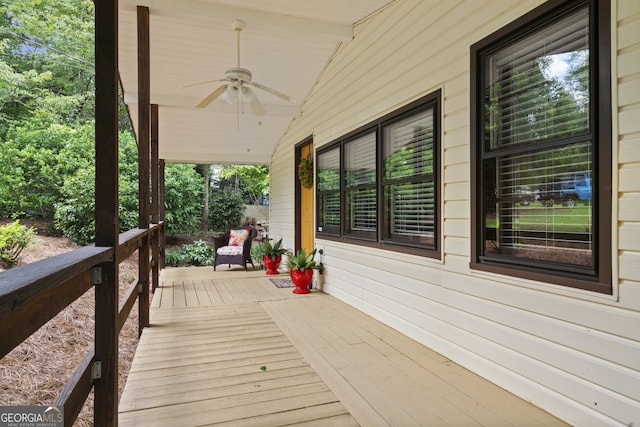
[290,268,313,294]
[263,255,281,275]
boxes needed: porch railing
[0,222,164,426]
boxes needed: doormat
[269,277,294,288]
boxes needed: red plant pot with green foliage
[289,268,313,294]
[286,247,317,295]
[263,255,281,275]
[259,238,287,275]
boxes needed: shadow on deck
[119,266,568,426]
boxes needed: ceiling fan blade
[196,84,228,108]
[248,81,296,104]
[181,78,226,89]
[249,93,266,116]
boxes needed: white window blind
[345,133,376,187]
[317,147,340,232]
[482,5,594,270]
[345,132,376,236]
[383,109,435,246]
[485,6,589,150]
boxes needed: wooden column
[159,159,166,269]
[151,104,159,291]
[137,6,150,332]
[94,0,119,425]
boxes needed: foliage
[54,168,95,244]
[298,156,313,188]
[54,138,205,244]
[0,122,94,219]
[208,189,245,232]
[286,247,318,271]
[0,220,35,267]
[250,243,263,264]
[165,240,214,267]
[0,2,247,240]
[164,164,204,235]
[0,0,95,130]
[257,238,288,258]
[217,165,269,205]
[54,132,139,244]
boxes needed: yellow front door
[300,142,314,254]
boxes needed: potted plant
[259,238,287,275]
[286,248,318,294]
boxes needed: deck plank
[120,294,357,426]
[120,267,568,426]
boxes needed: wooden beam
[137,5,151,332]
[94,0,119,424]
[159,159,166,271]
[151,104,160,291]
[55,349,94,427]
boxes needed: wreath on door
[298,155,313,188]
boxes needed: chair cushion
[228,228,250,246]
[217,245,244,256]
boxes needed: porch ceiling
[118,0,394,165]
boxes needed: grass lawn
[486,202,592,233]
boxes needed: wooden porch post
[159,159,166,270]
[151,104,160,291]
[94,0,119,425]
[137,6,151,331]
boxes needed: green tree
[0,0,95,126]
[218,164,269,205]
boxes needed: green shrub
[54,131,140,245]
[250,243,263,264]
[165,249,187,266]
[0,220,36,267]
[165,240,214,267]
[209,190,244,232]
[164,164,204,235]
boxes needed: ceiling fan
[183,19,295,116]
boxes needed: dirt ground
[0,222,143,426]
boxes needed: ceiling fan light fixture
[221,84,255,105]
[221,85,237,104]
[187,18,293,112]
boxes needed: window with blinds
[471,0,612,293]
[315,91,441,258]
[383,109,436,247]
[317,146,340,235]
[344,132,376,238]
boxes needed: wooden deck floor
[119,266,568,426]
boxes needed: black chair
[212,227,257,271]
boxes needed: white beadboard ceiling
[118,0,394,164]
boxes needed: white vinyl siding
[268,1,640,425]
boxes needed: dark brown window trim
[469,0,612,294]
[316,91,442,260]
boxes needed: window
[383,110,436,248]
[470,0,611,293]
[317,147,340,235]
[316,91,440,257]
[345,132,377,239]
